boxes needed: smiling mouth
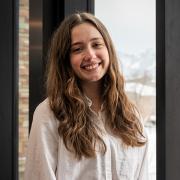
[81,62,101,71]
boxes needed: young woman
[24,12,148,180]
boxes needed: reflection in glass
[95,0,156,179]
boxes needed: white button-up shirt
[24,98,149,180]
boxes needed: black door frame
[0,0,19,180]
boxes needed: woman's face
[70,22,109,83]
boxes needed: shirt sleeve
[24,100,59,180]
[138,130,149,180]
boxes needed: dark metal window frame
[157,0,180,179]
[156,0,165,179]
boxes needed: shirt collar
[84,95,105,112]
[84,95,93,107]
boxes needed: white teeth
[83,63,99,70]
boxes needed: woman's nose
[84,47,96,61]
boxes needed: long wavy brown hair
[46,12,146,159]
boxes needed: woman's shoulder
[34,98,55,118]
[34,98,50,113]
[33,98,57,125]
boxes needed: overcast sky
[95,0,156,55]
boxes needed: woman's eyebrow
[90,37,103,41]
[71,37,103,46]
[71,42,83,47]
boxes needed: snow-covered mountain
[118,48,155,81]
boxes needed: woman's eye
[93,43,103,48]
[71,47,83,53]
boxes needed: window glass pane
[19,0,29,179]
[95,1,156,179]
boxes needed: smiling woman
[24,12,148,180]
[70,23,109,84]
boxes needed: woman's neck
[81,81,102,112]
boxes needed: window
[95,0,156,179]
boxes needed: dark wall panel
[29,0,44,129]
[157,0,180,179]
[29,0,94,128]
[65,0,94,16]
[166,0,180,179]
[0,0,18,180]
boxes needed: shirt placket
[98,112,112,180]
[104,135,112,180]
